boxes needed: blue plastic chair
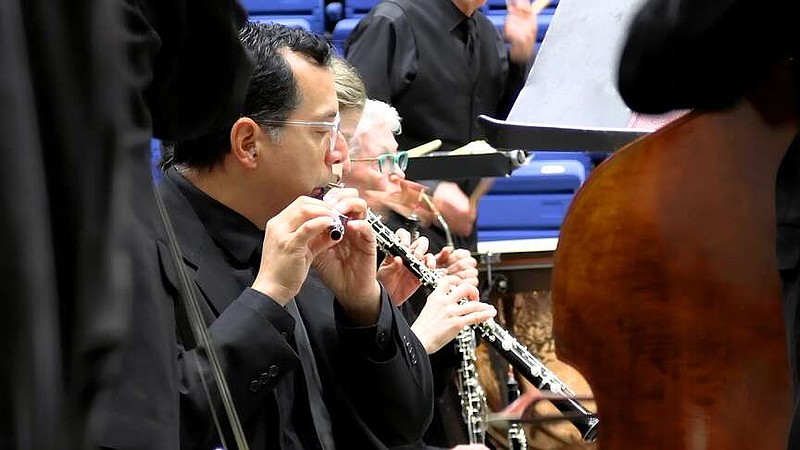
[476,158,587,242]
[150,139,163,184]
[241,0,325,32]
[485,9,553,43]
[249,15,312,31]
[330,0,382,54]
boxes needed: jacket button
[268,364,279,377]
[259,372,270,384]
[378,331,387,343]
[248,379,261,393]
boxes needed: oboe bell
[328,214,348,242]
[317,181,349,242]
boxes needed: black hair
[165,22,332,170]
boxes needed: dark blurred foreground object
[615,0,800,448]
[0,0,251,448]
[617,0,798,114]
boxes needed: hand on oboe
[377,227,436,306]
[435,246,479,287]
[411,275,496,354]
[311,187,383,325]
[251,193,358,306]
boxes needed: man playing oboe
[156,23,481,449]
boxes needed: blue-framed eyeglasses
[260,112,341,152]
[350,151,409,174]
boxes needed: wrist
[251,277,294,307]
[337,281,382,325]
[410,325,434,354]
[509,41,535,64]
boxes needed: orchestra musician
[333,58,496,449]
[156,22,450,449]
[345,0,541,254]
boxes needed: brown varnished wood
[551,92,797,449]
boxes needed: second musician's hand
[377,228,436,306]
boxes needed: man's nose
[331,132,352,174]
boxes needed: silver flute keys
[454,326,488,444]
[365,210,599,442]
[506,368,527,450]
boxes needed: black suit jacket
[156,174,435,449]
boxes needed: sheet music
[508,0,648,128]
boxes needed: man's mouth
[309,176,344,200]
[309,186,326,200]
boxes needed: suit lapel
[158,176,243,318]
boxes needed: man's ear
[230,117,262,169]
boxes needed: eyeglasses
[259,111,341,152]
[350,151,409,174]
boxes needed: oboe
[316,183,348,242]
[455,326,488,444]
[365,210,600,442]
[506,366,527,450]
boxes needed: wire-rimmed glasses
[260,111,341,152]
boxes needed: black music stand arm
[404,150,527,181]
[478,114,651,152]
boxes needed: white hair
[355,99,402,137]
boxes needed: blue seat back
[241,0,325,32]
[150,139,163,184]
[330,0,381,53]
[477,156,588,242]
[485,9,554,43]
[249,16,312,31]
[343,0,380,18]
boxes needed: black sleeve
[335,287,435,446]
[178,288,301,449]
[344,3,418,103]
[617,0,796,114]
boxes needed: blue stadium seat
[249,15,312,31]
[483,0,560,15]
[150,139,163,184]
[341,0,381,19]
[486,9,553,43]
[242,0,325,33]
[330,0,381,54]
[490,158,587,193]
[477,158,587,242]
[331,18,360,55]
[478,229,561,241]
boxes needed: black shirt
[345,0,525,151]
[166,167,409,449]
[169,168,320,450]
[345,0,529,252]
